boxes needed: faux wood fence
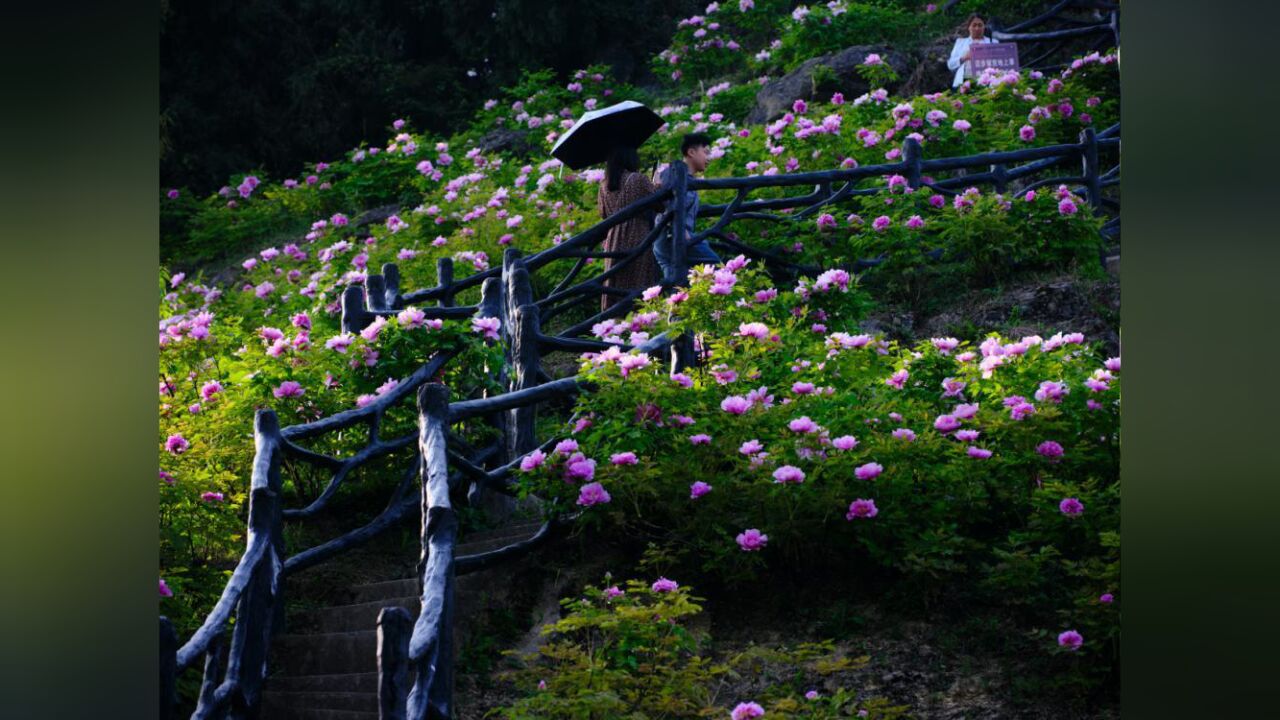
[159,109,1120,720]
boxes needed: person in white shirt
[947,14,999,88]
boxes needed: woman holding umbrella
[596,145,662,312]
[550,100,667,313]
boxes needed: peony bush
[517,256,1120,684]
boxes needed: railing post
[667,161,689,286]
[341,284,370,334]
[409,384,458,720]
[436,258,454,308]
[902,137,923,189]
[475,276,513,519]
[195,634,228,719]
[383,262,403,310]
[160,617,177,720]
[667,163,694,373]
[366,273,388,312]
[378,606,413,720]
[991,163,1008,194]
[1080,127,1102,213]
[509,305,542,462]
[225,409,286,719]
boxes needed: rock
[901,36,960,97]
[745,45,913,124]
[474,128,535,156]
[352,204,400,228]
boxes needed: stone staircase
[260,519,547,719]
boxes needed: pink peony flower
[1057,630,1083,650]
[397,307,426,328]
[731,702,765,720]
[788,416,819,433]
[689,434,712,445]
[967,446,992,459]
[159,578,173,597]
[833,435,858,450]
[885,369,909,389]
[200,381,223,401]
[564,455,597,482]
[738,322,770,340]
[519,449,546,471]
[721,395,752,414]
[892,428,916,441]
[576,482,611,507]
[739,439,764,455]
[792,382,816,394]
[872,215,892,231]
[955,429,980,442]
[325,334,354,353]
[604,585,624,599]
[736,528,769,551]
[690,481,713,499]
[846,498,878,519]
[854,462,883,480]
[1058,198,1078,215]
[1019,125,1036,141]
[1059,497,1084,516]
[936,376,962,397]
[671,373,694,388]
[773,465,805,484]
[934,415,961,432]
[272,381,303,399]
[1035,381,1069,404]
[201,492,224,502]
[652,577,679,592]
[1037,441,1065,459]
[610,452,638,466]
[1099,593,1114,604]
[472,316,502,341]
[165,434,189,454]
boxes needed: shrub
[495,575,910,719]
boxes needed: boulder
[745,45,913,124]
[474,128,535,156]
[901,35,961,97]
[351,204,400,228]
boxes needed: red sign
[967,43,1020,77]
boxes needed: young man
[653,132,721,281]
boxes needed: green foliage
[494,576,908,719]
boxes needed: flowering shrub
[516,259,1120,686]
[158,263,502,636]
[495,575,909,719]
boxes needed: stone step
[265,672,378,695]
[255,707,378,720]
[349,577,419,605]
[260,690,378,713]
[465,520,542,543]
[303,595,421,634]
[347,527,544,604]
[272,631,377,677]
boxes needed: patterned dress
[597,170,662,313]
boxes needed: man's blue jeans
[654,233,722,280]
